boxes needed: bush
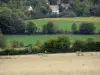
[42,21,58,34]
[67,11,77,17]
[0,32,6,49]
[42,39,58,53]
[79,22,96,34]
[71,23,78,34]
[19,42,24,47]
[35,40,42,47]
[42,36,71,53]
[0,46,42,55]
[31,46,41,54]
[11,40,19,48]
[72,40,86,52]
[95,41,100,51]
[26,21,37,34]
[86,38,96,51]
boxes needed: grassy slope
[25,17,100,32]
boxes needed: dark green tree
[42,36,71,53]
[71,23,77,34]
[79,22,96,34]
[95,41,100,51]
[26,22,37,34]
[0,31,6,49]
[0,7,25,34]
[72,40,86,52]
[86,38,96,51]
[56,36,71,52]
[42,24,48,34]
[42,21,57,34]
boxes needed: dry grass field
[0,52,100,75]
[43,17,100,22]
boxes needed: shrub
[0,47,41,55]
[11,40,24,48]
[72,40,86,52]
[56,36,71,52]
[95,41,100,51]
[11,40,19,48]
[42,21,58,34]
[86,38,96,51]
[79,22,96,34]
[42,39,57,53]
[42,36,71,53]
[0,32,6,49]
[19,42,24,47]
[35,40,42,47]
[98,29,100,34]
[71,23,78,34]
[31,46,41,54]
[67,11,77,17]
[26,21,37,34]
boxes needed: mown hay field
[0,52,100,75]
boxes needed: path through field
[0,52,100,75]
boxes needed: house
[28,6,33,11]
[50,5,59,14]
[47,0,61,14]
[47,0,69,14]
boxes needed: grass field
[25,17,100,32]
[5,34,100,45]
[0,52,100,75]
[6,17,100,45]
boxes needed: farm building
[47,0,69,14]
[27,6,33,11]
[50,5,59,14]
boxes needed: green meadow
[6,17,100,45]
[25,17,100,32]
[5,34,100,45]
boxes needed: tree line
[0,0,100,19]
[0,6,99,35]
[0,15,98,35]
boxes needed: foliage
[72,40,86,52]
[71,23,77,34]
[42,36,71,53]
[35,40,42,47]
[42,21,58,34]
[1,37,100,55]
[0,7,25,34]
[95,41,100,51]
[0,31,6,49]
[86,38,96,51]
[0,0,100,17]
[26,21,37,34]
[79,22,96,34]
[11,40,24,48]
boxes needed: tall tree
[71,23,77,34]
[79,22,96,34]
[26,21,37,34]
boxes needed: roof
[50,5,59,11]
[28,6,33,11]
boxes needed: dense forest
[0,0,100,18]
